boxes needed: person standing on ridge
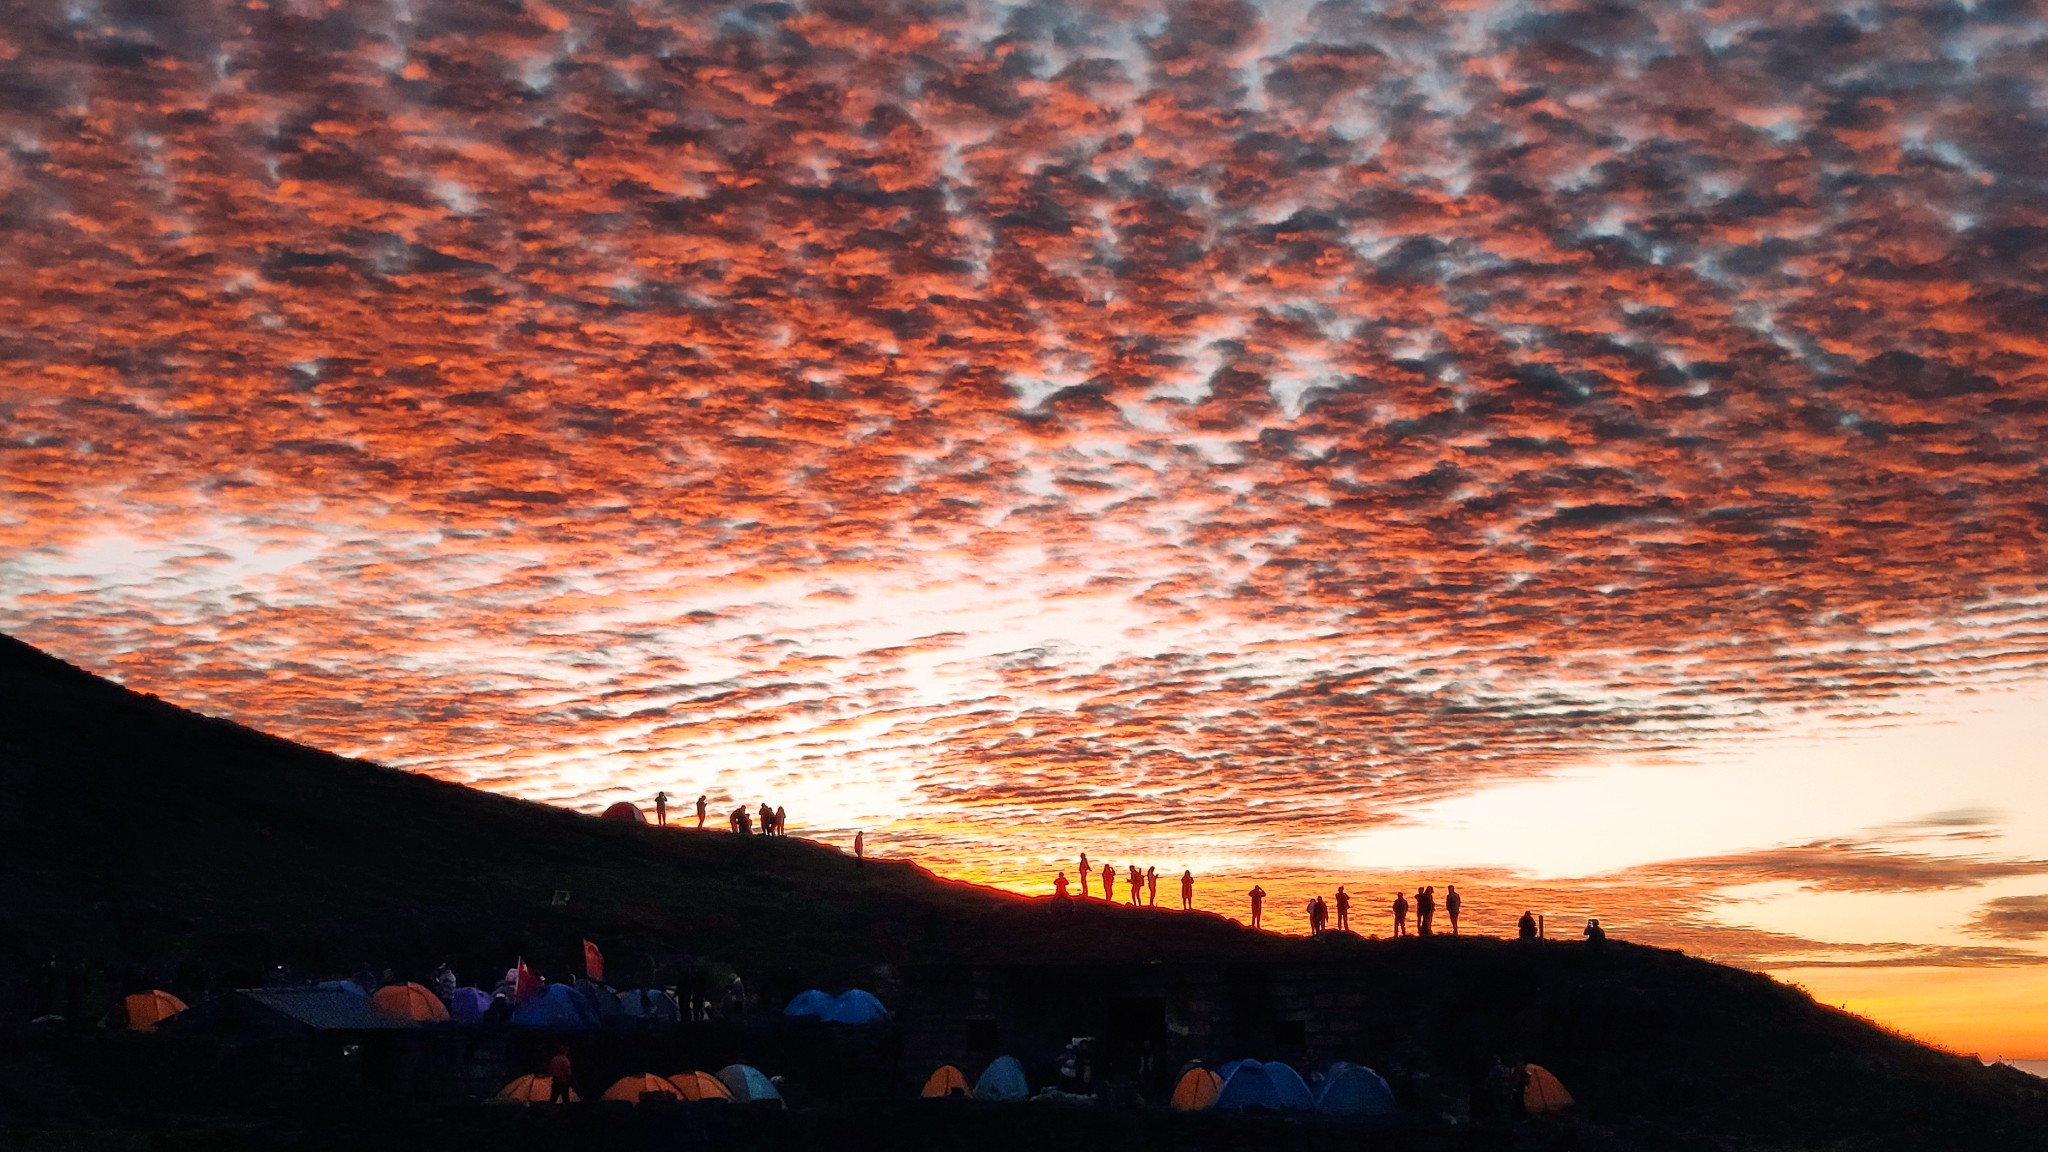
[1102,862,1116,903]
[1249,885,1266,930]
[1146,867,1158,907]
[1446,885,1462,935]
[696,794,707,828]
[653,791,668,826]
[776,805,787,838]
[759,802,775,837]
[1416,887,1434,936]
[1128,865,1143,905]
[1181,869,1194,910]
[1079,853,1090,898]
[1054,872,1070,899]
[1393,890,1409,936]
[1518,910,1537,940]
[547,1046,574,1104]
[1335,887,1350,932]
[854,830,865,868]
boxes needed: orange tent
[1171,1066,1223,1111]
[602,1074,680,1103]
[372,982,450,1023]
[602,802,645,823]
[498,1074,578,1103]
[920,1064,969,1098]
[123,990,188,1032]
[1524,1064,1574,1113]
[667,1071,734,1101]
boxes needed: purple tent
[448,986,493,1022]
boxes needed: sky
[2,0,2046,1057]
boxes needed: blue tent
[316,980,368,998]
[1317,1062,1397,1119]
[1264,1061,1316,1111]
[448,987,493,1023]
[717,1064,784,1105]
[822,989,889,1024]
[783,989,835,1018]
[510,984,598,1029]
[619,988,680,1021]
[1213,1061,1283,1112]
[974,1055,1029,1101]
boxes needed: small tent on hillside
[448,987,493,1023]
[1171,1066,1223,1111]
[823,989,889,1024]
[601,801,645,823]
[784,989,835,1018]
[619,988,680,1021]
[974,1055,1029,1102]
[1263,1061,1315,1111]
[122,990,188,1032]
[602,1073,680,1103]
[921,1065,970,1098]
[372,982,450,1023]
[1317,1062,1396,1119]
[498,1074,577,1103]
[1525,1064,1574,1113]
[716,1064,783,1105]
[1213,1061,1283,1112]
[668,1070,733,1102]
[511,984,598,1029]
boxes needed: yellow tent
[1525,1064,1574,1113]
[123,990,188,1032]
[602,1073,681,1103]
[920,1064,970,1098]
[498,1074,578,1103]
[1171,1066,1223,1111]
[668,1071,734,1102]
[372,982,450,1023]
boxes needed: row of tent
[115,983,686,1033]
[1172,1060,1572,1117]
[499,1065,783,1105]
[781,989,889,1025]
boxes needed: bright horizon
[4,0,2046,1060]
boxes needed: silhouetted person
[854,831,865,868]
[654,791,668,826]
[1102,863,1115,903]
[1249,885,1266,930]
[759,802,774,837]
[433,963,457,1002]
[1335,887,1350,932]
[1146,866,1158,907]
[1078,853,1090,898]
[1393,891,1408,936]
[1054,871,1070,899]
[1518,910,1538,940]
[1584,918,1606,948]
[1446,885,1461,934]
[548,1046,574,1103]
[696,794,707,828]
[1128,865,1143,905]
[1416,887,1433,936]
[1180,869,1194,910]
[775,806,786,837]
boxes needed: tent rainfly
[921,1065,970,1098]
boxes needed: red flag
[513,957,541,1004]
[582,939,604,983]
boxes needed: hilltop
[3,632,2046,1150]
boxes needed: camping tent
[372,982,450,1023]
[511,984,599,1029]
[601,801,645,823]
[1171,1066,1223,1111]
[667,1071,733,1102]
[619,988,680,1021]
[921,1065,970,1098]
[717,1064,783,1105]
[498,1074,577,1103]
[1213,1061,1283,1112]
[822,989,889,1024]
[1525,1064,1574,1113]
[973,1055,1029,1102]
[784,989,835,1018]
[602,1074,680,1103]
[1317,1062,1396,1118]
[122,990,188,1032]
[580,982,626,1022]
[1263,1061,1315,1111]
[316,980,368,999]
[448,987,493,1023]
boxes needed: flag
[513,957,541,1004]
[582,939,604,983]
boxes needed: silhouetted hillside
[4,633,2045,1151]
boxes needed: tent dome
[717,1064,782,1105]
[921,1064,969,1098]
[498,1074,577,1103]
[667,1070,733,1102]
[784,989,835,1018]
[974,1055,1029,1102]
[822,988,889,1024]
[1171,1066,1223,1111]
[122,990,188,1032]
[1213,1061,1282,1112]
[511,984,599,1029]
[619,988,680,1021]
[1317,1062,1396,1118]
[601,801,645,823]
[602,1073,680,1103]
[448,987,493,1023]
[1263,1061,1315,1111]
[1525,1064,1574,1113]
[372,982,450,1023]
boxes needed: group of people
[646,792,788,838]
[1303,887,1354,934]
[1051,855,1198,910]
[1391,885,1460,936]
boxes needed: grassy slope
[4,633,2046,1149]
